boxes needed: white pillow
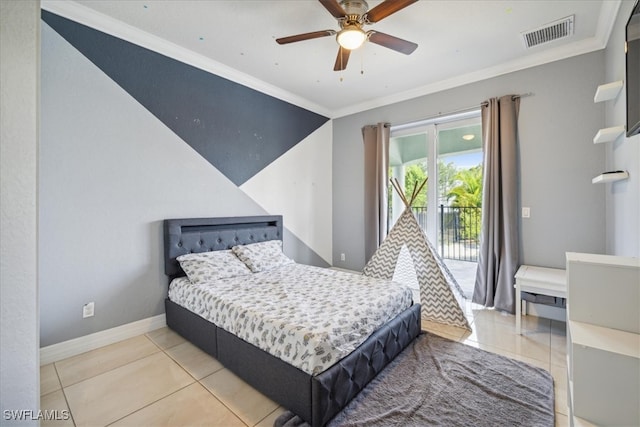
[232,240,293,273]
[177,250,251,284]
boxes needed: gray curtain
[362,123,390,263]
[473,95,520,313]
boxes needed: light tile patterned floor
[40,301,568,426]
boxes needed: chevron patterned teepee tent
[363,179,471,331]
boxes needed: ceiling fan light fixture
[337,25,366,50]
[276,0,419,71]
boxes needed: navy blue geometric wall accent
[42,10,329,186]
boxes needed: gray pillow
[177,250,251,284]
[232,240,293,273]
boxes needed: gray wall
[39,14,332,347]
[604,1,640,257]
[34,2,640,351]
[333,51,607,271]
[0,0,40,423]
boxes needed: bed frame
[163,215,421,426]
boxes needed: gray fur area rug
[275,332,554,427]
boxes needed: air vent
[521,15,574,49]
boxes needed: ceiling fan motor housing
[340,0,369,20]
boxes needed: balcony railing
[411,205,481,262]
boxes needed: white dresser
[566,252,640,426]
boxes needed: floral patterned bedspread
[168,263,413,375]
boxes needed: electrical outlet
[83,302,95,318]
[340,253,346,261]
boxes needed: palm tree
[446,165,482,240]
[447,165,482,207]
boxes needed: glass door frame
[390,109,481,246]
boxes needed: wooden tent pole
[390,177,427,208]
[391,178,410,207]
[410,178,428,206]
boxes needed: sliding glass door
[389,111,482,297]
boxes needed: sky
[442,151,483,170]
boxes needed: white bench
[514,265,566,334]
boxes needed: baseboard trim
[40,314,167,365]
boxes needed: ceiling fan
[276,0,419,71]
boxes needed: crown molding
[332,0,623,118]
[595,0,623,48]
[332,35,608,118]
[40,0,332,118]
[41,0,623,120]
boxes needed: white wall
[0,0,40,423]
[604,1,640,257]
[333,52,607,271]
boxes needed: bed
[163,215,421,426]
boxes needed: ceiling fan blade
[364,0,418,23]
[368,31,418,55]
[333,46,351,71]
[276,30,336,45]
[319,0,347,19]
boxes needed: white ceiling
[42,0,622,118]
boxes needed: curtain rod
[390,92,533,132]
[480,92,533,107]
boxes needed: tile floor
[40,301,568,426]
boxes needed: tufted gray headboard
[163,215,283,278]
